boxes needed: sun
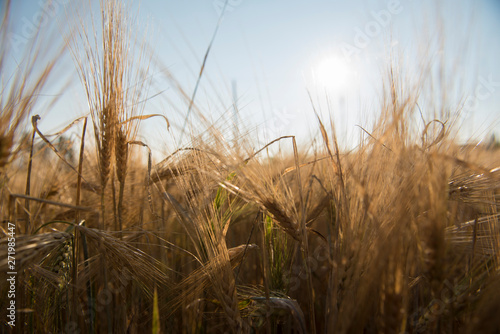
[314,56,355,92]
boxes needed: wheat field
[1,1,500,333]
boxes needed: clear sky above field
[5,0,500,152]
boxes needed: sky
[4,0,500,155]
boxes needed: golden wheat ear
[0,232,72,272]
[0,0,66,172]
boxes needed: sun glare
[314,56,355,92]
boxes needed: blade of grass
[179,0,229,143]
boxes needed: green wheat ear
[214,171,237,211]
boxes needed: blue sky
[5,0,500,153]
